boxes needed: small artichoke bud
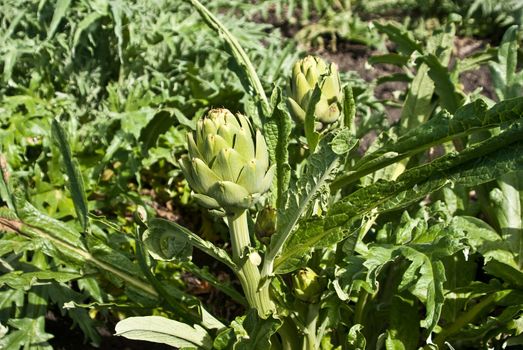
[287,56,342,130]
[179,109,275,214]
[292,268,324,303]
[255,207,277,244]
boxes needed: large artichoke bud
[287,55,342,129]
[179,109,275,214]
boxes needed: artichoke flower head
[179,109,274,215]
[287,55,342,130]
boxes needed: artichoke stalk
[293,268,324,349]
[179,108,275,316]
[287,55,342,130]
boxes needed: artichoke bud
[287,55,343,130]
[179,108,274,214]
[292,268,324,303]
[255,207,277,243]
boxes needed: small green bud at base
[292,268,324,303]
[255,207,277,244]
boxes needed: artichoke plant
[179,108,274,214]
[287,55,343,129]
[179,108,276,316]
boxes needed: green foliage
[2,1,523,349]
[0,0,295,347]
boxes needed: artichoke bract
[179,109,274,214]
[287,55,342,129]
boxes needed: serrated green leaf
[274,219,346,274]
[4,254,53,349]
[51,119,89,232]
[115,316,213,349]
[47,0,71,39]
[266,87,292,208]
[304,84,322,151]
[399,248,446,335]
[451,216,522,287]
[362,245,396,292]
[265,135,343,275]
[72,12,106,54]
[330,122,523,224]
[373,22,423,55]
[420,54,463,114]
[387,293,419,350]
[234,310,282,350]
[14,194,85,249]
[0,317,53,350]
[490,25,520,100]
[369,53,409,66]
[0,271,82,290]
[334,95,523,189]
[346,324,366,349]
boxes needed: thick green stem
[188,0,270,121]
[278,318,301,350]
[354,288,368,325]
[433,291,509,347]
[303,303,320,350]
[228,210,275,317]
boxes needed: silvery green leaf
[265,135,342,275]
[265,87,292,208]
[115,316,213,349]
[329,123,523,228]
[387,293,420,349]
[346,324,366,349]
[334,97,523,189]
[13,193,85,250]
[51,119,89,233]
[274,219,346,274]
[490,25,520,100]
[0,271,82,290]
[330,127,357,155]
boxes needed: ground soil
[46,309,172,350]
